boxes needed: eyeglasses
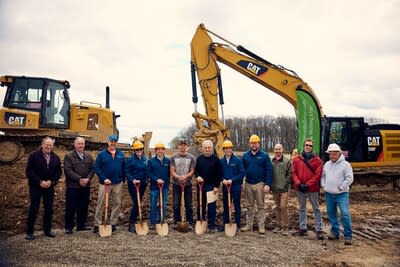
[304,144,313,147]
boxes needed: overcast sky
[1,0,399,147]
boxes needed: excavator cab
[1,76,71,129]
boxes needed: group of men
[25,134,354,245]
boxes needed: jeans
[325,192,352,239]
[173,183,193,224]
[65,187,90,230]
[295,191,323,231]
[27,186,54,234]
[197,185,217,229]
[222,186,241,225]
[149,187,169,225]
[128,181,148,223]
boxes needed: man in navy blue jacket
[93,135,125,233]
[25,137,62,240]
[220,140,245,231]
[195,140,222,233]
[241,134,272,234]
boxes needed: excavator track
[352,167,400,191]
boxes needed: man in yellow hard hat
[148,143,170,230]
[241,134,273,234]
[220,140,245,232]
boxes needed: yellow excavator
[0,75,151,162]
[190,23,400,189]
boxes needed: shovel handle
[225,183,233,224]
[158,183,164,221]
[134,181,143,222]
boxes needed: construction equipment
[0,75,119,162]
[190,23,400,189]
[99,184,112,237]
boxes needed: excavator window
[42,81,69,128]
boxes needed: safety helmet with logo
[249,134,261,143]
[222,140,233,149]
[154,143,166,149]
[132,141,144,150]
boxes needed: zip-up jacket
[220,154,245,190]
[242,149,273,186]
[271,156,292,193]
[64,150,95,189]
[26,149,62,187]
[292,154,322,192]
[148,156,170,191]
[195,154,222,188]
[94,149,125,185]
[321,154,354,194]
[125,154,149,184]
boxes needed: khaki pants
[244,182,265,228]
[272,192,289,229]
[94,182,123,226]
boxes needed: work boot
[272,226,282,233]
[327,232,339,240]
[112,225,117,232]
[65,228,73,235]
[25,233,35,240]
[281,227,289,236]
[344,238,352,245]
[93,226,99,234]
[128,223,135,233]
[240,225,252,232]
[258,226,266,235]
[316,231,325,240]
[44,230,56,238]
[292,229,308,236]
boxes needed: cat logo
[237,60,268,76]
[367,136,380,147]
[5,112,26,127]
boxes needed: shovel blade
[99,224,112,237]
[195,221,208,235]
[156,223,169,236]
[225,223,237,237]
[176,222,190,233]
[135,222,149,235]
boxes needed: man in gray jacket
[64,137,95,234]
[321,143,354,245]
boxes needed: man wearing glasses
[292,138,324,240]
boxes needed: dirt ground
[0,148,399,266]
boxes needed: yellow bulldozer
[0,75,151,162]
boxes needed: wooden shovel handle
[134,181,143,222]
[158,183,164,221]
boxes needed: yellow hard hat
[249,134,261,143]
[132,141,144,150]
[222,140,233,148]
[154,143,165,149]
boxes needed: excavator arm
[190,24,323,156]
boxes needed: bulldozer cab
[321,117,366,162]
[2,76,70,129]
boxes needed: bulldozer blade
[156,223,169,236]
[195,220,208,235]
[135,222,149,235]
[99,224,112,237]
[225,223,237,237]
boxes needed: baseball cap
[108,134,119,142]
[178,138,188,145]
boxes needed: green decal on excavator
[296,91,320,154]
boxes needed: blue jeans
[295,191,323,231]
[149,187,169,225]
[325,192,352,239]
[222,186,241,225]
[127,181,148,223]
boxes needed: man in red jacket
[292,138,324,240]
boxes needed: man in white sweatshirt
[321,143,354,245]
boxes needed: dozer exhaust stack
[106,86,110,109]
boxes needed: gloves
[298,183,308,193]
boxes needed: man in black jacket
[25,137,62,240]
[64,137,95,234]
